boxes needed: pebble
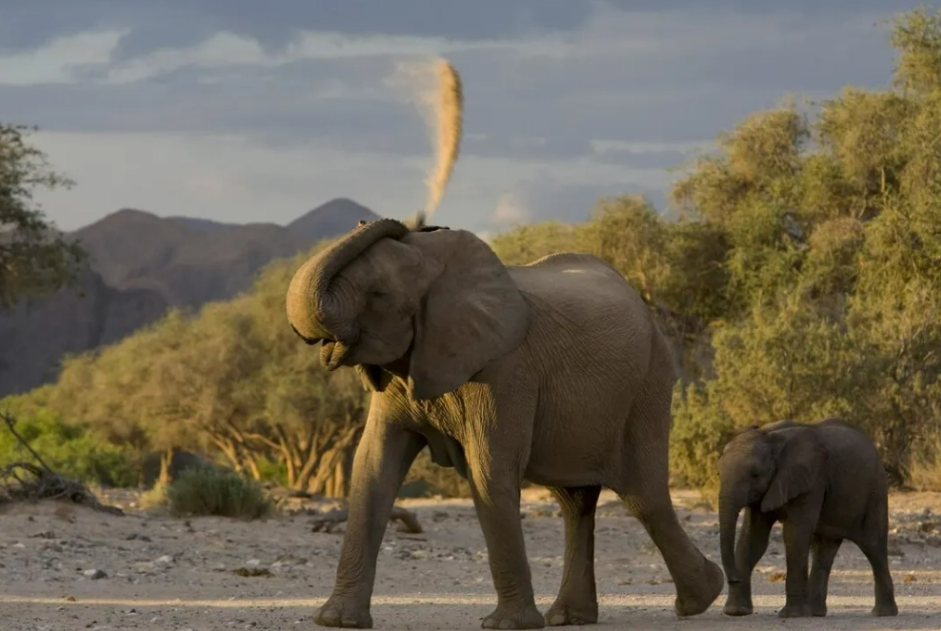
[83,568,108,580]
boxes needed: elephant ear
[406,229,531,400]
[760,430,825,513]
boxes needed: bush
[402,448,471,498]
[0,409,137,487]
[139,482,169,510]
[669,382,737,506]
[165,466,273,519]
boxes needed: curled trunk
[719,497,742,585]
[286,219,410,343]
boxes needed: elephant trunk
[719,495,742,585]
[286,218,410,342]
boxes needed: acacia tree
[0,124,86,309]
[241,251,367,495]
[49,310,196,485]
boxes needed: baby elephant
[717,418,897,618]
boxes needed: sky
[0,0,926,236]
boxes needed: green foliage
[0,124,87,309]
[165,466,272,519]
[669,382,735,500]
[489,220,583,265]
[0,408,136,487]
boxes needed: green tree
[0,124,86,309]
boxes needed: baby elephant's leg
[807,536,842,616]
[724,509,774,616]
[856,533,898,617]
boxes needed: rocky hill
[0,198,379,397]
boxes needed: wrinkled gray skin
[718,418,898,619]
[285,219,724,629]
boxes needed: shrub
[402,449,471,498]
[165,466,272,519]
[0,409,137,487]
[669,382,737,506]
[139,482,169,510]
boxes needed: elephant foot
[810,602,827,617]
[482,603,546,629]
[777,602,811,618]
[722,603,753,616]
[871,602,898,617]
[315,596,373,629]
[722,583,754,617]
[674,557,724,617]
[544,598,598,626]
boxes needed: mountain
[288,198,379,241]
[0,270,169,395]
[0,198,381,397]
[166,216,239,233]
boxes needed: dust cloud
[386,57,464,225]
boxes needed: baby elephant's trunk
[719,496,742,585]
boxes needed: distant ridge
[288,197,380,240]
[0,198,382,397]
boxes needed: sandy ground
[3,488,941,631]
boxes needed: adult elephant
[286,218,724,629]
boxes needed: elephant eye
[291,324,323,346]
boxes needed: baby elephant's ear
[760,430,824,513]
[406,229,531,400]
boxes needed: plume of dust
[387,57,463,227]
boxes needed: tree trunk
[207,434,242,471]
[158,446,175,486]
[330,459,346,498]
[306,446,342,494]
[243,455,262,481]
[284,453,298,488]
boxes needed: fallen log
[311,505,423,534]
[0,412,123,516]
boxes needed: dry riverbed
[2,488,941,630]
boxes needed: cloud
[0,30,121,85]
[0,0,914,60]
[486,173,668,231]
[1,0,928,235]
[0,0,600,58]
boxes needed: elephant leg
[616,364,724,617]
[618,488,723,617]
[467,462,545,630]
[545,485,602,626]
[724,508,773,616]
[778,519,814,618]
[315,415,426,629]
[807,536,842,616]
[856,531,898,617]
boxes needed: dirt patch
[1,489,941,630]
